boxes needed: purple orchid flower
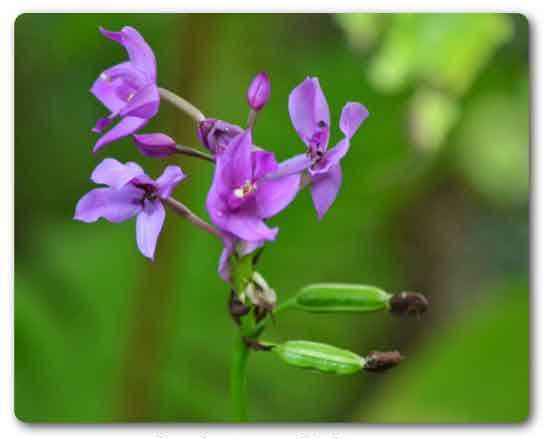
[277,77,369,219]
[197,118,244,156]
[91,26,160,153]
[206,129,300,258]
[74,158,185,260]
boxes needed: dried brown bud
[363,350,404,373]
[243,337,272,352]
[228,290,250,325]
[389,291,429,318]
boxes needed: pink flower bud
[132,133,177,158]
[246,72,271,111]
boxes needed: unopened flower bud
[273,340,364,375]
[388,291,429,318]
[197,118,243,155]
[363,350,404,373]
[246,72,271,111]
[132,133,177,158]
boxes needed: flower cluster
[75,26,369,281]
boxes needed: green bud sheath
[294,283,391,313]
[273,340,364,375]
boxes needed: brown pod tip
[389,291,429,318]
[363,350,404,373]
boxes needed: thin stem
[158,87,206,123]
[174,144,215,163]
[163,197,222,239]
[253,295,297,335]
[246,110,257,130]
[231,333,250,421]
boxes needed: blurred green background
[14,13,529,422]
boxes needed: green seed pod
[272,340,364,375]
[294,283,392,314]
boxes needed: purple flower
[278,77,369,219]
[91,26,159,153]
[197,118,244,156]
[132,133,177,158]
[74,158,185,260]
[206,129,300,247]
[247,72,271,112]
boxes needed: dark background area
[15,13,529,422]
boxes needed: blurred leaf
[456,81,529,206]
[368,14,513,95]
[334,13,384,52]
[409,87,460,153]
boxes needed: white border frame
[2,1,539,436]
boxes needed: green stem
[231,333,250,421]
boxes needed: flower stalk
[163,197,222,239]
[158,86,206,123]
[174,144,215,162]
[231,332,250,421]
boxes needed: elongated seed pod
[272,340,365,375]
[294,284,391,313]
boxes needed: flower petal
[310,138,350,175]
[136,200,166,260]
[90,65,130,113]
[256,173,301,219]
[252,149,278,181]
[91,158,145,189]
[339,102,369,139]
[222,203,278,242]
[155,165,186,198]
[218,233,236,281]
[310,164,342,220]
[93,116,147,153]
[74,186,143,223]
[119,83,160,119]
[288,77,330,149]
[100,26,157,81]
[270,153,312,179]
[220,130,253,189]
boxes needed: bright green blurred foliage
[15,13,529,422]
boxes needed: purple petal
[91,158,145,189]
[310,164,342,220]
[222,203,278,242]
[311,138,350,175]
[252,149,278,181]
[218,233,236,282]
[256,174,301,219]
[119,83,160,119]
[133,132,177,158]
[339,102,369,139]
[74,186,143,223]
[269,153,311,179]
[93,116,147,153]
[238,239,264,256]
[288,77,330,149]
[90,65,130,113]
[221,130,253,189]
[100,26,157,81]
[136,199,166,260]
[155,165,186,198]
[92,115,115,133]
